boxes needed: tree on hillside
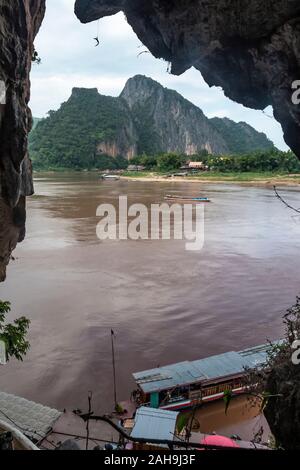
[0,300,30,362]
[130,154,158,169]
[157,153,183,171]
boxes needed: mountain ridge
[30,75,275,169]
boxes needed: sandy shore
[121,175,300,187]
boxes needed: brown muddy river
[1,173,300,440]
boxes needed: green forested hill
[29,88,132,169]
[30,75,276,170]
[210,117,274,154]
[32,117,43,130]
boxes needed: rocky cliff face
[0,0,45,280]
[75,0,300,158]
[30,75,273,166]
[29,86,139,167]
[121,75,229,155]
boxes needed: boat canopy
[133,342,279,394]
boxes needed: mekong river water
[1,173,300,440]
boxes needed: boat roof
[237,343,273,368]
[133,342,278,394]
[131,406,178,446]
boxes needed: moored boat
[101,174,120,181]
[164,194,210,202]
[130,342,280,412]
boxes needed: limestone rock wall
[120,75,229,155]
[0,0,45,280]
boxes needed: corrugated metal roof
[134,342,280,394]
[131,406,178,444]
[193,351,247,381]
[0,391,62,441]
[238,341,283,366]
[133,361,206,394]
[238,344,270,368]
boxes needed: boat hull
[159,387,245,411]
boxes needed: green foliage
[29,89,130,170]
[244,298,300,449]
[0,301,30,362]
[130,154,158,170]
[32,117,42,131]
[157,153,184,171]
[126,149,299,174]
[115,403,124,414]
[207,149,300,173]
[223,389,233,415]
[94,154,128,171]
[210,117,274,154]
[176,413,190,434]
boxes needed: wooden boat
[164,194,210,202]
[131,342,279,412]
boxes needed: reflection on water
[193,395,270,442]
[1,173,300,440]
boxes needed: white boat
[101,174,120,181]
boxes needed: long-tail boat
[164,195,210,202]
[131,342,279,411]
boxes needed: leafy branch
[0,300,30,362]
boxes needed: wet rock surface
[75,0,300,157]
[0,197,26,282]
[0,0,45,280]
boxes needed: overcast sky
[30,0,288,150]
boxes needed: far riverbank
[120,171,300,186]
[32,169,300,187]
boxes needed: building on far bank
[180,161,209,172]
[188,161,209,170]
[127,165,146,172]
